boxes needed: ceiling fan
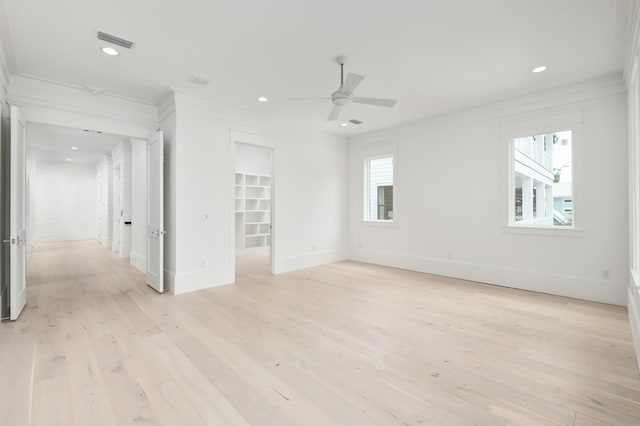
[288,56,398,121]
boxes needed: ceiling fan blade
[327,105,342,121]
[341,73,365,93]
[286,97,331,101]
[353,97,398,108]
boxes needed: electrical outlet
[602,269,611,279]
[448,253,453,260]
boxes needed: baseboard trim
[274,249,348,274]
[350,249,626,306]
[130,251,146,274]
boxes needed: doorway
[234,142,274,279]
[2,118,165,320]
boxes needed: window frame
[363,152,397,224]
[503,111,584,236]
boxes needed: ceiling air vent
[349,119,363,125]
[97,31,135,49]
[188,75,210,87]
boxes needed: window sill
[362,220,398,227]
[501,225,585,237]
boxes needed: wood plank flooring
[0,240,638,425]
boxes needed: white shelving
[235,172,271,252]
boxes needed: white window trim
[362,144,398,224]
[502,110,584,236]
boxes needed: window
[365,155,394,221]
[377,185,393,220]
[510,129,573,227]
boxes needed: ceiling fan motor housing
[332,91,353,106]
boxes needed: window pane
[377,185,393,220]
[513,131,572,226]
[366,156,393,221]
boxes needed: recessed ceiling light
[257,96,268,103]
[532,66,547,73]
[101,47,119,56]
[341,123,349,127]
[65,158,73,162]
[71,146,79,151]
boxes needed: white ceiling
[27,123,121,166]
[0,0,631,135]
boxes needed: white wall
[95,156,112,246]
[25,148,35,248]
[236,142,271,175]
[112,140,132,257]
[348,75,628,306]
[272,124,349,273]
[32,161,96,242]
[130,139,147,274]
[160,91,348,294]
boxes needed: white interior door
[146,131,164,292]
[9,105,27,319]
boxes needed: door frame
[229,129,276,275]
[1,110,161,321]
[112,165,121,252]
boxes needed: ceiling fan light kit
[289,56,398,122]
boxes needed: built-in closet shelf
[235,172,271,252]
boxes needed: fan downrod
[335,56,346,86]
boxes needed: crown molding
[170,87,277,132]
[350,74,625,145]
[7,74,158,128]
[16,72,155,105]
[157,91,176,122]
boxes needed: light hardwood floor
[0,240,638,425]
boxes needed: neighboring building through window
[512,130,573,227]
[365,156,394,221]
[377,185,393,220]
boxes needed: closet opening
[234,142,274,279]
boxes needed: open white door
[146,131,164,292]
[9,106,27,319]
